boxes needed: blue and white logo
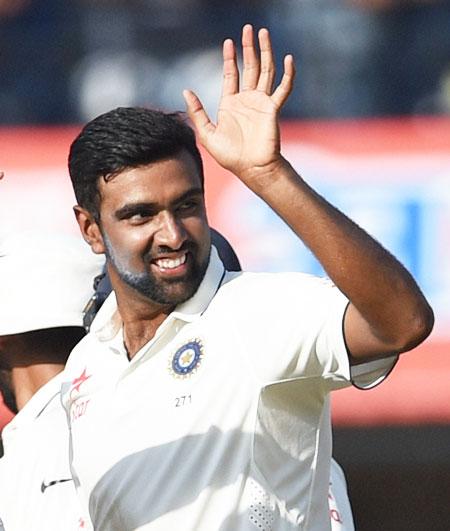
[170,339,204,378]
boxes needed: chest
[66,323,260,475]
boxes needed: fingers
[241,24,259,91]
[271,54,296,109]
[183,89,215,141]
[220,24,295,108]
[256,28,276,94]
[221,38,239,97]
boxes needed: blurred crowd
[0,0,449,124]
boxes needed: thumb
[183,89,216,143]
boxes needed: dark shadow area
[333,425,450,531]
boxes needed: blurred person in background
[270,0,450,118]
[71,0,268,121]
[0,0,79,124]
[0,0,449,123]
[361,0,450,115]
[0,231,103,530]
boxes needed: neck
[113,284,174,360]
[122,312,170,360]
[11,363,64,411]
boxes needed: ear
[73,205,106,255]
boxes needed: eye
[179,201,195,210]
[177,199,200,213]
[128,212,151,224]
[124,208,154,225]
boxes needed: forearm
[243,158,434,358]
[185,22,433,360]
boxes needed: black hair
[68,107,204,221]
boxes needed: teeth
[155,254,187,270]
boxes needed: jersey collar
[171,245,225,323]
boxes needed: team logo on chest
[169,338,204,379]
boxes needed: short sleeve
[315,297,398,390]
[350,356,398,390]
[227,272,397,389]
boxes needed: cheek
[186,219,210,248]
[106,228,151,268]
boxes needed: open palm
[184,25,295,186]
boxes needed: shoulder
[64,330,100,374]
[216,270,344,309]
[222,270,335,291]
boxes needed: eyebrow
[114,188,204,220]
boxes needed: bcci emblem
[169,339,204,379]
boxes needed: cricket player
[86,240,355,530]
[0,231,103,530]
[62,25,432,530]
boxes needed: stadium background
[1,1,449,529]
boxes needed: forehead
[98,150,203,209]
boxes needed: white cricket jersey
[0,373,91,531]
[62,247,396,531]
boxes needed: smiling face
[77,150,211,309]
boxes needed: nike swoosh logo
[41,478,73,493]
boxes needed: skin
[77,24,433,363]
[75,150,211,358]
[0,335,65,411]
[183,24,434,363]
[0,367,17,414]
[0,328,86,411]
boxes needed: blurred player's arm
[184,24,434,364]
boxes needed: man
[0,231,104,530]
[85,241,355,530]
[63,25,433,530]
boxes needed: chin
[155,280,200,306]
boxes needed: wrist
[238,157,296,195]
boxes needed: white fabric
[329,460,355,530]
[0,230,104,335]
[62,247,396,531]
[0,373,91,530]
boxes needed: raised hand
[183,24,295,190]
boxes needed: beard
[103,236,210,306]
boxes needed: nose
[153,211,187,250]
